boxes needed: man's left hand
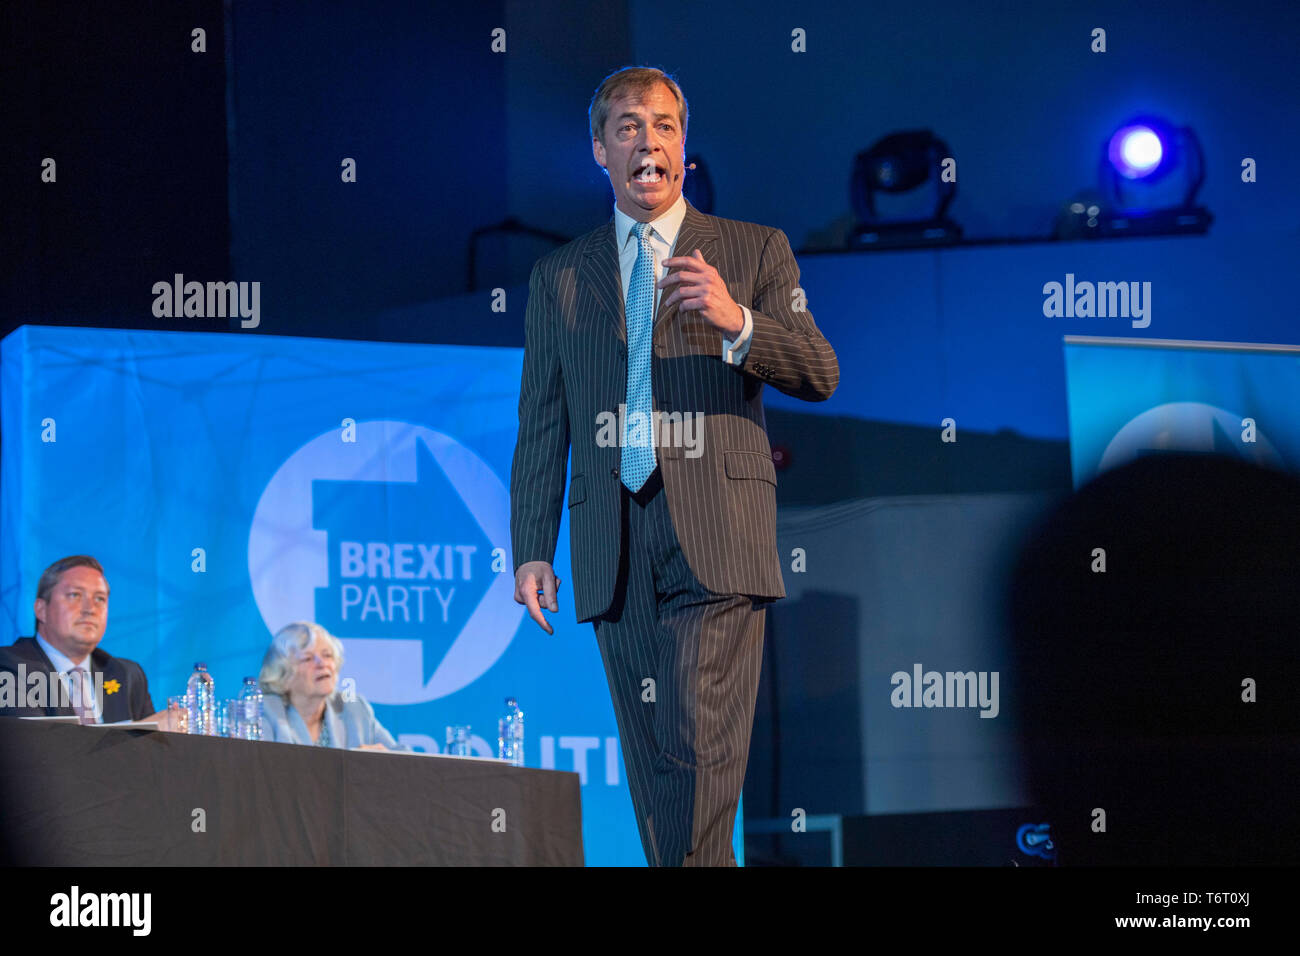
[659,249,744,338]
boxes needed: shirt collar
[614,193,687,251]
[36,632,89,674]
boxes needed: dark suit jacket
[0,637,155,722]
[511,200,839,622]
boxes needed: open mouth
[632,160,667,184]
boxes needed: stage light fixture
[1108,124,1164,180]
[848,129,961,249]
[1095,114,1212,237]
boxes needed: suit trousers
[593,467,767,866]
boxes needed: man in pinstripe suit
[511,67,839,866]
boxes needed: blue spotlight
[1084,114,1212,238]
[1108,124,1164,179]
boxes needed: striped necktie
[622,221,657,492]
[69,667,95,725]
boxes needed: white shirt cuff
[722,306,753,366]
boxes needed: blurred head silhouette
[1007,453,1300,865]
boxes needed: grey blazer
[261,692,405,750]
[511,199,840,622]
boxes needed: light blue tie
[622,221,657,492]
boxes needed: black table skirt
[0,719,584,866]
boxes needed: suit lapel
[580,219,624,343]
[22,637,93,719]
[286,702,315,745]
[92,648,127,723]
[326,700,347,749]
[580,200,720,343]
[24,639,61,717]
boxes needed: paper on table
[17,716,159,729]
[348,747,510,763]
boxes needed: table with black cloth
[0,719,584,865]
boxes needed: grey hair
[589,66,688,144]
[258,622,345,696]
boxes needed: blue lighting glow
[1108,125,1165,179]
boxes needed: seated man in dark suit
[0,555,167,726]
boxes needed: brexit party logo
[247,421,522,704]
[1098,401,1283,474]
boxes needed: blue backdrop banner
[1064,336,1300,488]
[1,325,744,865]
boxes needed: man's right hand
[514,561,562,635]
[144,708,176,732]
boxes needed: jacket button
[611,467,619,477]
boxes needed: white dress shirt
[36,632,102,722]
[613,195,753,365]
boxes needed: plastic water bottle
[186,663,216,736]
[238,677,263,740]
[497,697,524,766]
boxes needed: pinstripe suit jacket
[510,199,839,623]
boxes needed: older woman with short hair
[258,622,403,750]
